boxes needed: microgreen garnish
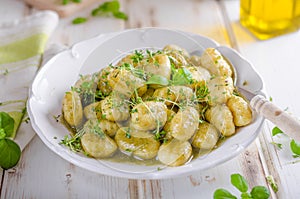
[0,112,21,170]
[195,83,209,101]
[125,128,131,139]
[214,173,270,199]
[131,50,144,64]
[154,130,166,141]
[92,125,105,138]
[72,74,99,106]
[60,128,85,152]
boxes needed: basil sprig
[214,173,270,199]
[0,112,21,169]
[91,0,128,20]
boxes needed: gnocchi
[61,45,252,168]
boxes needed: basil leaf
[99,1,120,13]
[290,139,300,157]
[241,192,252,199]
[250,186,270,199]
[113,11,128,20]
[145,75,169,86]
[0,112,15,137]
[92,1,122,17]
[0,128,6,139]
[231,173,248,193]
[272,126,284,136]
[171,68,193,86]
[72,17,88,24]
[62,0,69,5]
[0,138,21,169]
[213,188,237,199]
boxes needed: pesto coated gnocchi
[61,44,252,167]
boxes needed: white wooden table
[1,0,300,198]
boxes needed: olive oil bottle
[240,0,300,40]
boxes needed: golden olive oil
[240,0,300,40]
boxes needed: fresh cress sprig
[213,173,270,199]
[0,112,21,170]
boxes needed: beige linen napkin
[0,11,59,150]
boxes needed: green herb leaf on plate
[0,138,21,170]
[145,75,169,86]
[213,188,237,199]
[171,68,193,86]
[231,173,249,193]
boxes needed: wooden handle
[250,95,300,142]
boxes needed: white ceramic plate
[27,28,265,179]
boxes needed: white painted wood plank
[49,1,124,46]
[122,0,230,45]
[224,0,300,198]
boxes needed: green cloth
[0,11,58,147]
[0,33,48,64]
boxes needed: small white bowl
[27,28,265,179]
